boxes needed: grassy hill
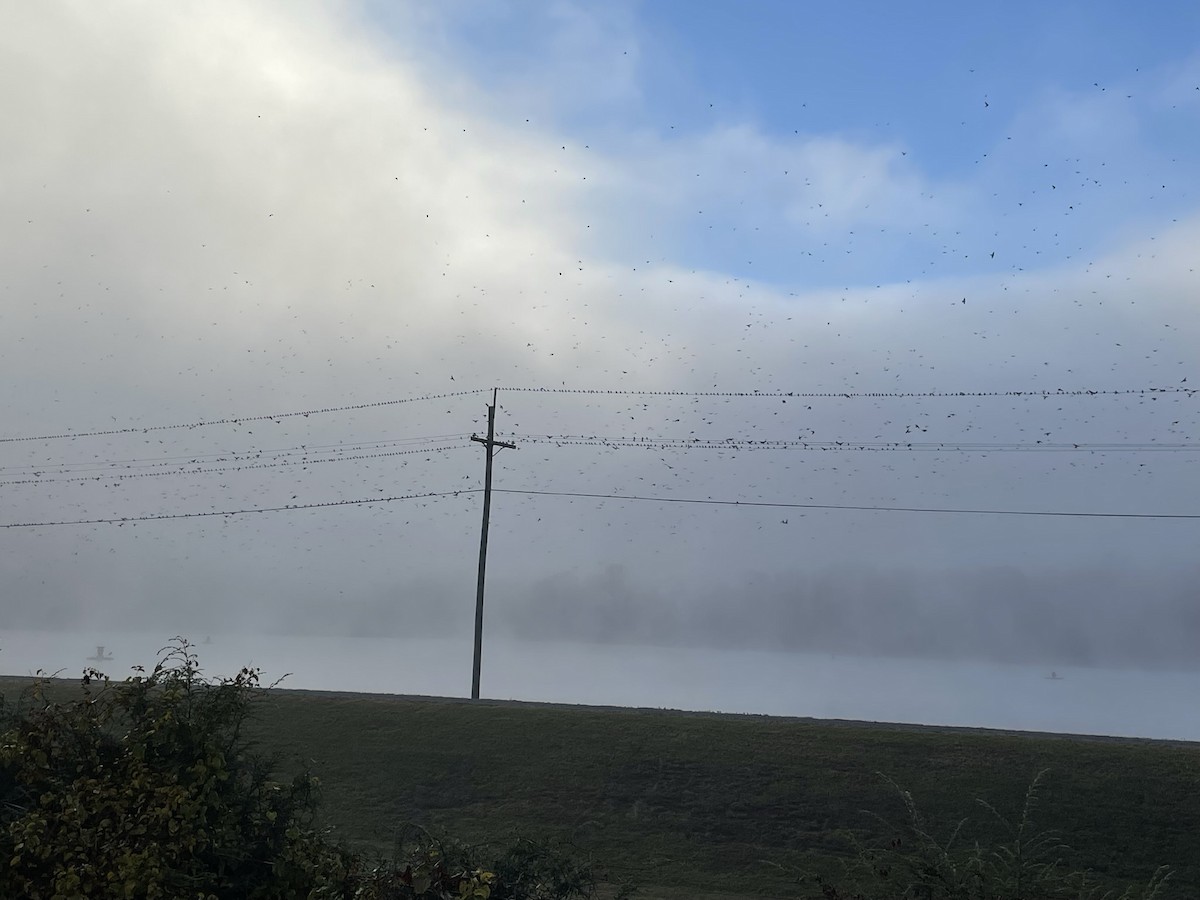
[4,677,1198,898]
[248,690,1199,899]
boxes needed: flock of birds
[0,4,1196,665]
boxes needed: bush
[330,828,610,900]
[0,639,338,899]
[0,640,606,900]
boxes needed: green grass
[5,678,1199,899]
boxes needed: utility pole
[469,388,516,700]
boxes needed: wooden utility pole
[469,388,515,700]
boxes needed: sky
[1,1,1198,690]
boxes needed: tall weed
[806,771,1173,900]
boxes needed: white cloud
[595,122,949,229]
[0,1,1196,653]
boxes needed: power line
[3,484,1193,528]
[0,389,488,445]
[499,386,1197,399]
[4,431,1191,487]
[0,489,481,529]
[0,444,472,488]
[0,432,471,476]
[494,488,1200,519]
[513,436,1200,453]
[1,384,1192,446]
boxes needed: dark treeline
[497,562,1200,669]
[5,563,1198,671]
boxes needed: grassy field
[4,677,1199,898]
[248,690,1199,899]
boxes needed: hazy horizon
[5,628,1200,742]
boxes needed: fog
[7,629,1200,742]
[1,2,1198,735]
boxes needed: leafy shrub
[0,640,338,899]
[327,828,607,900]
[0,640,607,900]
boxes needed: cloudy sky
[1,1,1198,677]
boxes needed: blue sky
[364,1,1200,287]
